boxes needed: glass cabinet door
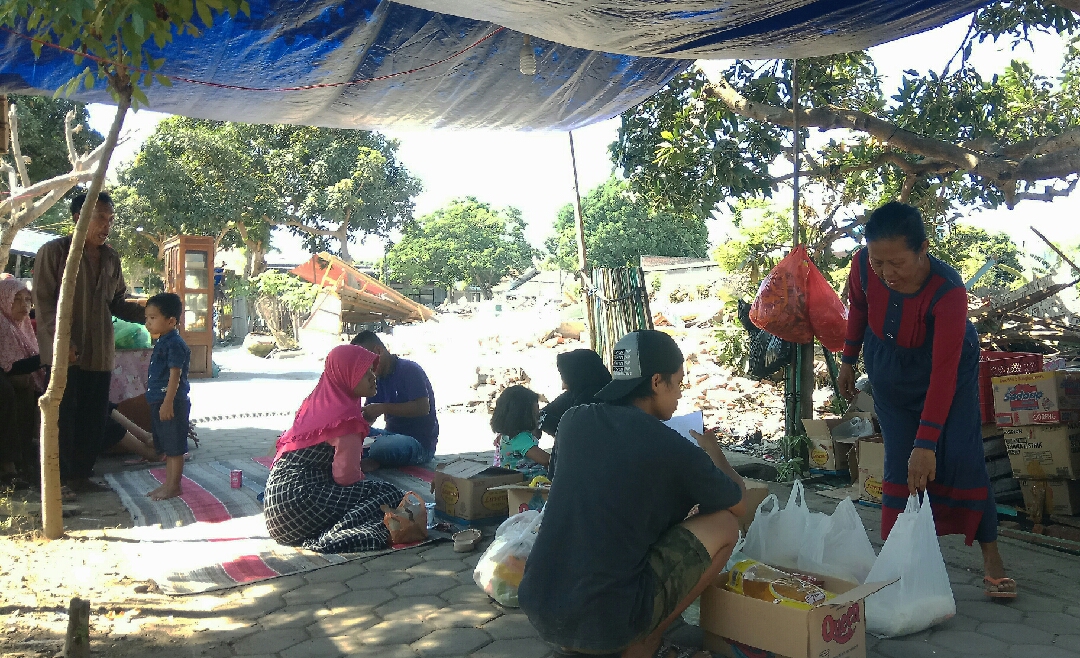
[185,250,209,290]
[184,292,209,331]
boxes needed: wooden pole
[64,597,91,658]
[0,95,8,154]
[569,132,596,350]
[1030,226,1080,275]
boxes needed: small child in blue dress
[143,293,191,501]
[491,385,549,479]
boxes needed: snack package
[724,559,836,610]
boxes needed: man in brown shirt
[33,192,145,492]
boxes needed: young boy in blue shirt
[143,293,191,501]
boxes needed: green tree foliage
[611,2,1080,240]
[265,127,422,262]
[386,198,536,298]
[546,177,709,270]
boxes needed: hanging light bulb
[519,34,537,76]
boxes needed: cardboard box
[737,479,771,533]
[849,391,875,414]
[802,412,873,472]
[489,484,550,515]
[701,571,894,658]
[1020,478,1080,516]
[1002,424,1080,479]
[991,371,1080,426]
[855,437,885,505]
[432,459,523,524]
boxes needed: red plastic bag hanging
[749,246,813,345]
[806,258,847,353]
[749,245,847,351]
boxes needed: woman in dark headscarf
[540,349,611,477]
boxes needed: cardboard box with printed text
[991,371,1080,426]
[432,459,523,524]
[1020,478,1080,516]
[701,570,895,658]
[1002,424,1080,479]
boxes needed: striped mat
[104,457,440,595]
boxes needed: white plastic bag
[865,494,955,637]
[743,481,819,571]
[797,497,877,583]
[473,509,543,607]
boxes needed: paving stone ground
[111,346,1080,658]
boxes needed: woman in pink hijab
[0,276,47,486]
[264,344,405,553]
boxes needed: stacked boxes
[990,369,1080,518]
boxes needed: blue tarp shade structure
[0,1,691,131]
[396,0,991,59]
[0,0,988,130]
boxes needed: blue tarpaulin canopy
[0,0,987,131]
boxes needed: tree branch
[1050,0,1080,15]
[701,75,1080,185]
[0,170,96,216]
[272,216,339,238]
[7,104,31,193]
[64,110,79,167]
[1011,178,1079,203]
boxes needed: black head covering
[540,349,611,438]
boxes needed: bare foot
[361,458,382,473]
[149,485,182,500]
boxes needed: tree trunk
[336,223,352,264]
[0,224,15,274]
[38,91,130,539]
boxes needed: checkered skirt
[264,442,404,553]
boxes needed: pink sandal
[984,576,1017,599]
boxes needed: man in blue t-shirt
[351,331,439,468]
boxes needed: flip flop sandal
[984,576,1018,599]
[654,640,700,658]
[453,528,482,553]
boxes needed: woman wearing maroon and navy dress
[837,201,1015,599]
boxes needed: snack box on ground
[432,459,523,525]
[702,569,894,658]
[488,483,549,515]
[801,412,875,473]
[1002,424,1080,480]
[836,435,884,506]
[1020,478,1080,516]
[991,371,1080,427]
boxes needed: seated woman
[539,349,610,477]
[265,344,405,553]
[492,385,549,479]
[0,277,48,487]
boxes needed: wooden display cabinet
[163,235,214,378]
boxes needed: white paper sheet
[664,411,704,446]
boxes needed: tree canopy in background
[547,177,708,270]
[611,0,1080,274]
[386,197,536,298]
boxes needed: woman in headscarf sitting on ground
[539,349,611,477]
[265,344,405,553]
[0,276,49,487]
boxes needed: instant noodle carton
[991,371,1080,426]
[702,567,895,658]
[855,437,885,505]
[1002,424,1080,480]
[802,412,875,473]
[432,459,523,525]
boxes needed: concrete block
[411,627,491,656]
[875,639,956,658]
[356,619,431,646]
[929,630,1008,655]
[375,596,448,622]
[977,621,1053,645]
[346,570,412,591]
[469,638,552,658]
[1023,612,1080,634]
[481,614,537,641]
[282,581,350,606]
[232,627,311,656]
[954,600,1023,623]
[258,604,331,630]
[391,576,460,597]
[327,588,396,613]
[407,559,470,577]
[424,603,499,629]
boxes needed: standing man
[350,331,438,469]
[33,192,146,493]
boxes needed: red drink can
[230,469,243,489]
